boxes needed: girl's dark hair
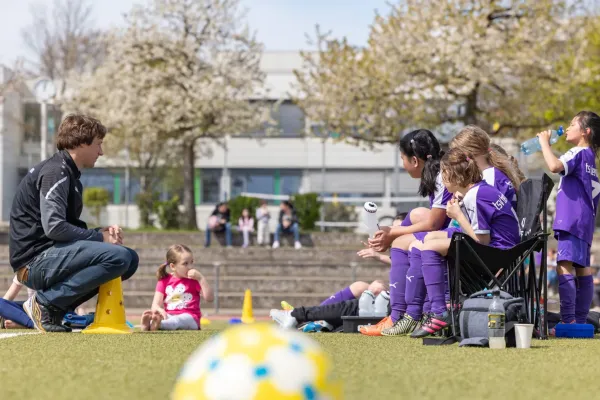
[575,111,600,155]
[157,244,193,280]
[441,148,483,188]
[395,212,409,221]
[399,129,443,197]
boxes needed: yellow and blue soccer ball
[172,323,342,400]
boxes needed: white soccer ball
[172,323,342,400]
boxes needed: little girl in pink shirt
[141,244,214,331]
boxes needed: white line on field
[0,332,39,340]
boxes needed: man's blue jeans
[21,240,139,312]
[274,222,300,242]
[205,223,232,247]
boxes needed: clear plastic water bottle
[358,290,375,317]
[488,290,506,349]
[373,291,390,317]
[520,126,564,155]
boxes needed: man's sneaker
[381,315,419,336]
[359,316,393,336]
[272,241,280,249]
[23,295,69,333]
[294,241,302,250]
[411,312,452,338]
[269,309,298,329]
[281,301,294,311]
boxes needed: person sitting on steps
[9,114,139,333]
[272,201,301,250]
[205,202,232,248]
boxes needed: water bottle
[358,290,375,317]
[373,291,390,317]
[488,290,506,349]
[520,126,564,155]
[363,202,379,238]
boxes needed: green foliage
[83,187,110,226]
[135,191,160,228]
[157,195,181,230]
[322,202,357,232]
[227,196,262,228]
[291,193,322,230]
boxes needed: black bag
[459,290,527,347]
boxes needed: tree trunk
[182,140,198,230]
[463,82,480,126]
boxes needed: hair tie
[488,148,492,152]
[410,139,415,144]
[466,157,471,162]
[426,155,432,159]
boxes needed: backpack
[459,290,527,347]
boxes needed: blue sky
[0,0,392,64]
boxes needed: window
[80,169,116,203]
[200,169,221,204]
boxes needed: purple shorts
[413,232,427,242]
[444,227,461,238]
[555,230,590,268]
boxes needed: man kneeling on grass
[9,114,139,333]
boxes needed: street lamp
[33,77,56,161]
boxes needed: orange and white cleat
[359,316,393,336]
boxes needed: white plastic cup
[514,323,534,349]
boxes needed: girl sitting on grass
[141,244,214,331]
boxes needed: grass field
[0,323,598,400]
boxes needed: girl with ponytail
[141,244,214,331]
[362,129,453,336]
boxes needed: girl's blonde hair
[489,143,526,183]
[441,148,483,188]
[157,244,193,280]
[450,125,521,190]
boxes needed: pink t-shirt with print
[156,275,202,325]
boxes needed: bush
[135,191,160,228]
[322,202,358,232]
[83,187,110,226]
[291,193,322,230]
[227,196,262,228]
[157,195,181,230]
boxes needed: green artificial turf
[0,326,598,400]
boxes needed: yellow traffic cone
[241,289,255,324]
[82,277,132,334]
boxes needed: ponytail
[399,129,442,198]
[489,143,526,184]
[157,262,169,280]
[487,150,522,190]
[157,243,194,281]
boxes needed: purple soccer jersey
[553,146,600,245]
[482,167,517,210]
[460,181,519,249]
[428,173,453,228]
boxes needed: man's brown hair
[55,114,107,151]
[441,148,482,188]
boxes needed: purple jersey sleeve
[431,173,452,209]
[473,196,495,234]
[559,148,582,176]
